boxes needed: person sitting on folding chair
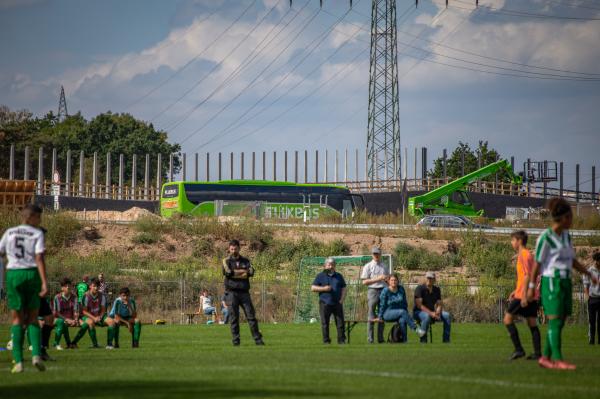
[413,272,451,343]
[372,274,425,342]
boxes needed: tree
[0,105,180,183]
[429,141,512,183]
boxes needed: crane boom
[408,159,522,217]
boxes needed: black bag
[387,322,404,343]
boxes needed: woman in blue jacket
[375,274,426,342]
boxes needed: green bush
[132,231,160,245]
[134,216,168,234]
[192,237,215,257]
[459,233,513,278]
[44,212,81,251]
[394,242,453,271]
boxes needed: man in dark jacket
[222,239,264,346]
[311,257,347,344]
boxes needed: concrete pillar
[118,154,124,200]
[284,151,288,182]
[304,150,308,183]
[325,150,328,183]
[144,154,150,200]
[241,152,245,180]
[230,152,234,180]
[559,162,564,198]
[132,154,137,200]
[105,152,112,199]
[252,152,256,180]
[157,154,163,198]
[169,154,174,182]
[273,151,277,181]
[37,147,44,195]
[592,166,596,204]
[344,149,348,183]
[315,150,319,183]
[510,156,515,172]
[542,160,548,199]
[9,144,15,180]
[356,149,359,183]
[92,152,98,198]
[182,153,187,181]
[206,152,210,181]
[51,147,57,181]
[218,153,222,180]
[414,147,418,181]
[526,158,531,197]
[194,153,199,181]
[78,151,84,197]
[442,149,447,181]
[576,164,580,203]
[335,150,339,183]
[65,149,72,196]
[262,151,266,180]
[24,146,30,180]
[460,149,465,177]
[294,151,298,183]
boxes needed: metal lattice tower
[366,0,400,182]
[58,85,68,121]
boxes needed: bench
[345,320,433,344]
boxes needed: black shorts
[507,299,539,318]
[38,297,52,318]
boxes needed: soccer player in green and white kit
[0,204,49,373]
[71,278,115,348]
[106,287,141,348]
[530,198,599,370]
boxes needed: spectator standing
[360,246,389,343]
[76,275,90,305]
[413,272,451,343]
[311,258,347,344]
[583,252,600,345]
[221,294,230,324]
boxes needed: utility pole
[366,0,400,184]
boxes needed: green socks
[547,318,564,361]
[11,325,24,364]
[89,327,98,346]
[27,324,41,357]
[133,321,142,342]
[107,325,116,346]
[53,318,71,346]
[72,323,89,345]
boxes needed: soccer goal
[293,254,393,323]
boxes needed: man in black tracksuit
[222,239,264,346]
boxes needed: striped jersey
[53,293,78,319]
[534,228,575,279]
[583,265,600,298]
[0,224,45,270]
[83,292,107,317]
[110,297,137,318]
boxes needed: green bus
[159,180,364,220]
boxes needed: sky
[1,0,599,190]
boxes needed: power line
[148,0,285,124]
[172,6,323,145]
[163,1,316,134]
[446,0,600,21]
[123,2,254,111]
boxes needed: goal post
[294,254,393,323]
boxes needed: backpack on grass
[387,322,404,343]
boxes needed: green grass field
[1,323,599,399]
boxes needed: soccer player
[0,204,48,373]
[52,277,79,350]
[72,278,114,348]
[222,239,264,346]
[504,230,541,361]
[530,198,598,370]
[106,287,141,348]
[76,275,90,305]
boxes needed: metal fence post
[195,153,199,181]
[9,144,15,180]
[118,153,124,200]
[241,152,245,180]
[182,153,187,181]
[92,152,98,198]
[284,151,288,182]
[315,150,319,183]
[37,147,44,195]
[79,151,85,197]
[169,154,174,182]
[144,154,150,200]
[252,152,256,180]
[24,146,30,180]
[294,151,298,183]
[262,151,266,180]
[105,152,111,199]
[576,164,580,203]
[273,151,277,181]
[65,149,72,196]
[206,152,210,181]
[157,154,162,198]
[132,154,137,200]
[230,152,234,180]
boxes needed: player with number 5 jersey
[0,204,49,373]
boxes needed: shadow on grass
[2,380,338,399]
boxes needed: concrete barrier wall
[35,195,159,213]
[362,191,547,219]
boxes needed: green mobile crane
[408,159,523,217]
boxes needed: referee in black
[222,239,264,346]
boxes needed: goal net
[293,254,393,323]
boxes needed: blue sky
[1,0,599,190]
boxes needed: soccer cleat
[416,328,426,338]
[32,356,46,372]
[552,360,576,370]
[132,341,139,348]
[255,340,265,346]
[68,343,78,349]
[105,345,114,350]
[509,350,526,361]
[11,362,24,373]
[40,348,54,362]
[55,344,64,351]
[232,341,240,346]
[538,356,554,369]
[526,354,541,361]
